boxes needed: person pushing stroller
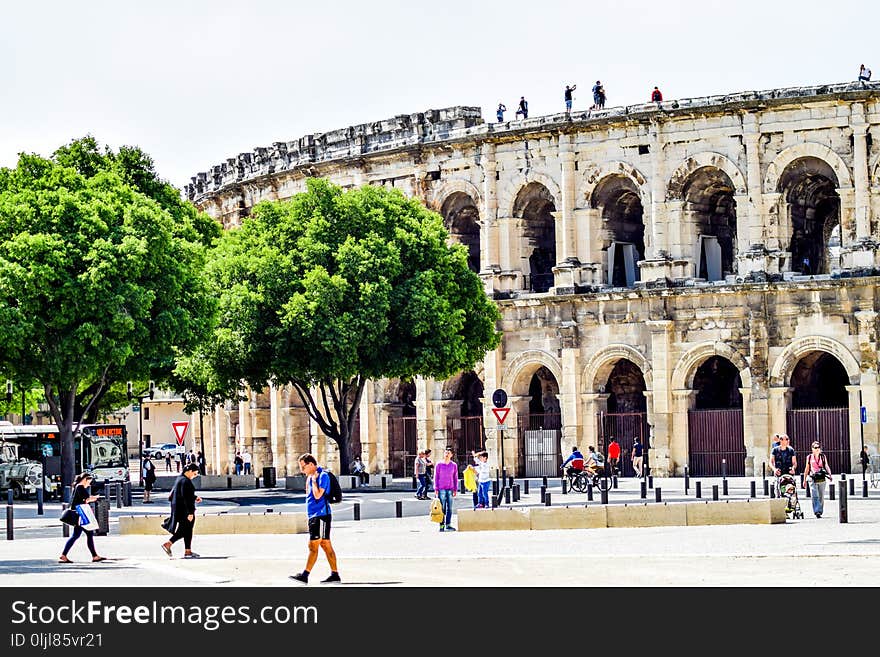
[770,434,804,519]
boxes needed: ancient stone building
[186,81,880,478]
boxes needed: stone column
[767,387,792,471]
[480,143,502,294]
[739,387,756,476]
[852,104,871,240]
[649,120,667,257]
[559,345,581,449]
[646,320,672,474]
[846,385,863,472]
[415,376,432,453]
[581,393,609,456]
[670,390,695,475]
[855,310,879,451]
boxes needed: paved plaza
[2,476,879,587]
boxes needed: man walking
[607,437,621,475]
[434,447,458,531]
[515,96,528,120]
[290,453,340,584]
[631,436,644,478]
[242,448,252,475]
[161,463,202,559]
[564,84,577,116]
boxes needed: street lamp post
[127,380,155,487]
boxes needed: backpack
[325,470,343,504]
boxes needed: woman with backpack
[804,441,833,518]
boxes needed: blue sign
[861,406,867,424]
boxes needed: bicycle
[562,466,612,493]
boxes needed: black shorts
[307,514,332,541]
[145,480,153,491]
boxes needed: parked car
[151,443,179,459]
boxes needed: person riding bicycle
[561,446,585,477]
[586,446,605,476]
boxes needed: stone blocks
[119,512,309,535]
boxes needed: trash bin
[92,497,111,536]
[262,467,277,488]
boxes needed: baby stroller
[776,473,804,519]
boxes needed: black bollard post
[353,502,360,521]
[513,483,520,502]
[763,479,769,496]
[459,478,465,494]
[648,475,654,489]
[655,487,662,503]
[849,477,855,497]
[505,487,511,504]
[544,492,551,507]
[6,490,11,506]
[722,479,728,496]
[712,484,719,501]
[36,487,44,516]
[750,480,756,498]
[492,493,499,509]
[640,481,647,499]
[805,481,811,498]
[770,485,776,498]
[600,488,608,505]
[562,479,568,495]
[863,480,869,498]
[5,505,12,541]
[722,458,727,480]
[542,476,548,489]
[381,476,387,490]
[508,475,514,488]
[829,483,835,500]
[125,482,132,506]
[395,500,403,518]
[524,480,530,495]
[695,481,702,499]
[61,503,70,538]
[587,483,593,501]
[839,482,848,523]
[684,466,689,493]
[612,475,618,489]
[762,462,766,479]
[492,480,499,497]
[412,475,417,491]
[115,483,122,509]
[540,485,546,504]
[227,476,232,489]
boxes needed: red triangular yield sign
[172,421,189,446]
[491,408,510,425]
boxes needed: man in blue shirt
[290,453,341,584]
[561,446,585,477]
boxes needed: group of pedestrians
[232,448,252,475]
[769,433,839,519]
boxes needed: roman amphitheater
[185,81,880,479]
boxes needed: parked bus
[0,423,129,495]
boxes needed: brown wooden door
[598,411,648,477]
[687,408,745,476]
[388,416,417,477]
[786,407,851,474]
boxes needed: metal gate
[786,407,851,474]
[687,408,745,476]
[597,411,648,477]
[447,416,485,468]
[388,416,417,477]
[517,413,561,477]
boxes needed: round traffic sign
[492,388,508,408]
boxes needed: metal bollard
[62,503,70,538]
[770,485,776,498]
[255,476,260,489]
[492,494,499,509]
[696,481,702,499]
[600,488,608,505]
[612,475,618,489]
[849,477,855,496]
[648,475,654,489]
[412,475,417,490]
[504,487,511,504]
[763,479,769,496]
[513,484,520,502]
[750,480,756,498]
[459,478,466,494]
[655,487,662,503]
[722,458,727,479]
[381,476,387,490]
[684,467,689,493]
[640,481,647,499]
[540,485,546,503]
[395,500,403,518]
[508,475,514,488]
[544,492,551,507]
[542,476,548,488]
[353,502,360,521]
[863,480,869,498]
[5,505,12,541]
[36,487,44,515]
[722,479,728,496]
[839,482,848,523]
[805,481,811,498]
[712,485,719,501]
[524,480,529,495]
[562,479,568,495]
[829,483,835,500]
[492,480,499,497]
[227,476,232,489]
[6,490,12,505]
[115,483,122,509]
[587,483,593,501]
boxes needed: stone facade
[187,81,880,478]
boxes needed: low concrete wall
[119,512,308,535]
[457,508,531,532]
[457,499,787,532]
[197,475,256,490]
[530,506,607,530]
[285,475,306,491]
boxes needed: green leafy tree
[208,178,501,473]
[0,381,45,423]
[0,140,217,487]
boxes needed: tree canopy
[208,178,501,471]
[0,137,217,485]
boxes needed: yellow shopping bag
[429,497,444,523]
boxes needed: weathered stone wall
[189,81,880,477]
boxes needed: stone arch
[438,189,481,273]
[764,143,853,193]
[580,161,650,209]
[671,342,752,391]
[769,336,860,387]
[666,152,747,200]
[502,350,563,398]
[581,344,653,393]
[501,171,562,218]
[429,178,484,216]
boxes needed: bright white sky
[1,0,876,189]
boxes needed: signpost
[492,389,508,476]
[172,421,189,448]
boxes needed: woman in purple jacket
[434,448,459,532]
